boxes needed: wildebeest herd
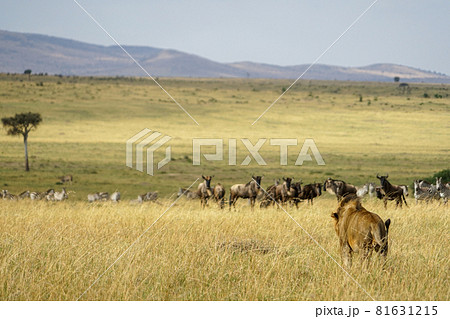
[1,174,448,207]
[0,173,448,268]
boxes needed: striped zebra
[2,190,17,200]
[436,177,449,205]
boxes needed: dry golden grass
[1,197,448,300]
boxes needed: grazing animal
[198,175,214,208]
[87,193,100,203]
[275,177,293,205]
[259,182,279,208]
[177,188,199,199]
[229,176,263,210]
[138,191,158,202]
[436,177,449,205]
[356,183,376,198]
[213,183,226,209]
[1,190,17,200]
[18,190,30,199]
[98,192,109,201]
[376,174,408,209]
[323,178,357,201]
[110,191,121,202]
[53,188,67,201]
[356,184,369,198]
[331,195,391,268]
[297,182,322,205]
[413,180,438,204]
[59,175,73,184]
[30,189,54,201]
[368,183,376,198]
[399,185,409,197]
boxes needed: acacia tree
[1,112,42,171]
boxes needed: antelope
[213,183,226,209]
[198,175,213,208]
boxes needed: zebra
[414,180,438,204]
[18,190,30,199]
[2,190,17,200]
[110,191,121,202]
[138,191,158,202]
[87,193,100,203]
[31,189,54,200]
[48,188,67,201]
[435,177,449,205]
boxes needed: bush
[423,169,450,184]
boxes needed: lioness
[331,195,391,268]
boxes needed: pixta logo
[126,128,171,176]
[192,138,325,166]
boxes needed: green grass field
[0,74,449,300]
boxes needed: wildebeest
[229,176,263,210]
[331,195,391,268]
[198,175,214,208]
[259,182,279,208]
[323,178,357,201]
[275,177,293,206]
[436,177,449,205]
[59,175,73,184]
[295,182,322,205]
[376,174,408,209]
[213,183,226,209]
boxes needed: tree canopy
[1,112,42,137]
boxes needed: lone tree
[1,112,42,171]
[24,69,32,81]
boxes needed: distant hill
[1,30,449,83]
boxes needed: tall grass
[0,198,448,300]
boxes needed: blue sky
[2,0,449,74]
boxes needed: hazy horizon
[2,0,449,75]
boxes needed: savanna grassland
[0,73,449,300]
